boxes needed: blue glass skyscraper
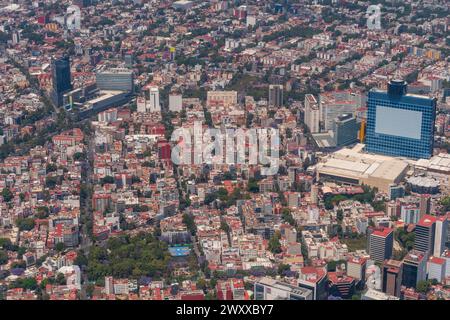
[51,56,73,107]
[365,80,436,159]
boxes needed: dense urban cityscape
[0,0,449,303]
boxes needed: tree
[0,238,15,251]
[86,284,95,298]
[131,175,141,184]
[56,273,66,285]
[372,200,386,212]
[11,277,38,290]
[220,220,230,234]
[2,187,13,202]
[16,218,35,231]
[11,260,26,269]
[0,250,8,265]
[277,264,290,275]
[179,196,191,211]
[55,242,65,252]
[217,188,229,202]
[268,232,282,254]
[247,178,259,193]
[45,176,58,189]
[36,206,50,219]
[101,176,115,185]
[336,209,344,222]
[395,228,415,251]
[327,260,337,272]
[73,152,86,161]
[86,233,171,282]
[182,213,197,236]
[281,208,295,226]
[285,128,292,139]
[204,192,217,205]
[416,280,430,293]
[196,278,207,291]
[46,163,57,173]
[440,196,450,213]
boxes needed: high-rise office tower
[414,215,436,256]
[332,113,359,147]
[310,184,319,205]
[148,86,160,112]
[298,267,328,300]
[365,79,436,159]
[319,91,364,131]
[169,94,183,112]
[51,56,73,107]
[400,204,421,224]
[419,194,431,218]
[96,68,134,92]
[346,256,367,288]
[254,277,313,300]
[382,259,403,297]
[427,256,446,283]
[328,272,355,299]
[368,227,394,263]
[304,94,320,133]
[402,250,427,289]
[434,215,448,257]
[137,86,161,113]
[12,30,20,44]
[124,52,134,67]
[442,249,450,279]
[388,184,405,201]
[268,84,283,108]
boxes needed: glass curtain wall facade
[365,80,436,159]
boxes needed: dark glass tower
[365,80,436,159]
[51,57,73,107]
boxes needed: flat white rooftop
[316,144,409,183]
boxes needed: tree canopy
[86,233,171,282]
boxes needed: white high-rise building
[169,94,183,112]
[442,249,450,278]
[319,91,364,131]
[310,184,319,205]
[148,86,160,112]
[105,276,114,295]
[304,94,320,133]
[427,256,446,283]
[268,85,283,108]
[137,86,161,113]
[12,31,21,45]
[246,15,256,27]
[434,215,448,257]
[347,256,367,282]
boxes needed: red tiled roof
[372,227,393,238]
[428,256,446,265]
[417,215,437,227]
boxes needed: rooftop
[428,256,446,265]
[417,215,437,228]
[316,144,409,184]
[371,227,393,238]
